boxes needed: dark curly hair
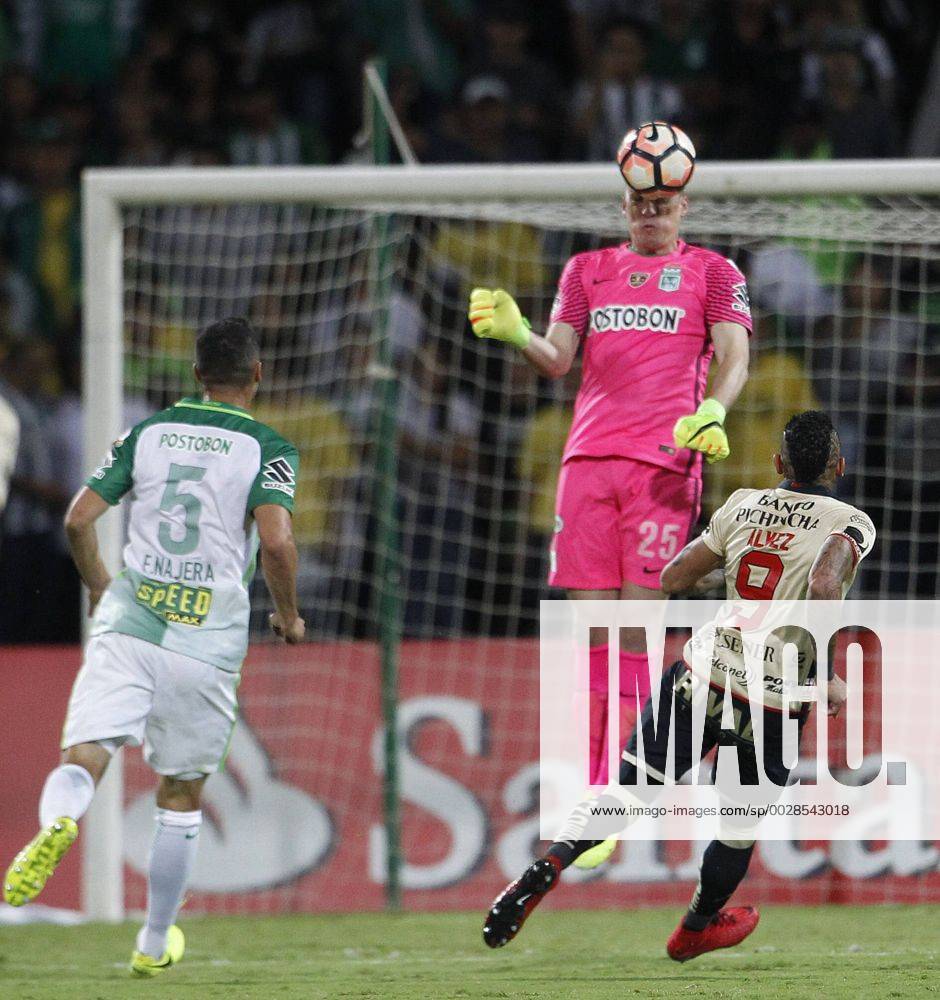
[782,411,839,483]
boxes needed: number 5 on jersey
[158,463,206,556]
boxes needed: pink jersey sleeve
[704,255,752,332]
[549,253,591,335]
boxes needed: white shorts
[61,632,239,777]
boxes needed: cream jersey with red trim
[683,481,876,707]
[550,240,751,476]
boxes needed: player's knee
[61,741,113,785]
[157,773,207,811]
[718,837,755,850]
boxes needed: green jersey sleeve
[86,427,139,505]
[248,437,299,514]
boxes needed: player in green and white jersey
[3,318,304,978]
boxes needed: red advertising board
[2,641,938,915]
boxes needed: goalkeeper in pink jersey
[468,123,751,789]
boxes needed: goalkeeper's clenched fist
[673,397,729,464]
[468,288,531,349]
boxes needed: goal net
[84,163,940,918]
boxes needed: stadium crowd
[1,0,939,642]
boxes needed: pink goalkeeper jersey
[551,240,752,477]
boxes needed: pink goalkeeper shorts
[548,456,701,591]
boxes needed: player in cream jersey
[682,418,875,707]
[483,411,875,962]
[3,318,304,978]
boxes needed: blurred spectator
[383,66,443,163]
[14,0,142,88]
[7,121,82,337]
[708,0,799,158]
[908,28,940,156]
[351,0,473,99]
[568,19,682,161]
[464,2,564,159]
[442,76,547,162]
[0,337,68,642]
[819,47,898,157]
[0,63,41,146]
[646,0,710,82]
[228,83,327,166]
[396,333,480,635]
[566,0,658,74]
[798,0,897,109]
[777,101,831,160]
[746,241,836,322]
[0,66,38,220]
[0,381,19,519]
[242,1,347,153]
[516,365,578,546]
[810,255,918,504]
[430,220,547,300]
[168,39,228,155]
[49,81,104,164]
[113,89,167,166]
[0,248,39,337]
[883,330,940,596]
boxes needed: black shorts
[621,660,807,788]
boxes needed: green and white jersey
[86,397,299,673]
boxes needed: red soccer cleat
[666,907,760,962]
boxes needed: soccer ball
[617,122,696,193]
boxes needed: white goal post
[81,159,940,921]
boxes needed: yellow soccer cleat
[130,925,186,978]
[3,817,79,906]
[573,836,618,870]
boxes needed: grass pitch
[2,906,937,999]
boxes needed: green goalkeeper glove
[672,398,729,464]
[468,287,531,349]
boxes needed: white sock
[39,764,96,827]
[137,809,202,958]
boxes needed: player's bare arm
[807,534,856,601]
[521,321,578,379]
[255,502,305,644]
[808,533,858,716]
[660,536,723,596]
[672,323,749,465]
[63,486,113,615]
[707,322,750,411]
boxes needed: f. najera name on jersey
[588,303,686,335]
[141,551,215,583]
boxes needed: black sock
[683,840,754,930]
[546,840,602,870]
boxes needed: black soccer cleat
[483,857,560,948]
